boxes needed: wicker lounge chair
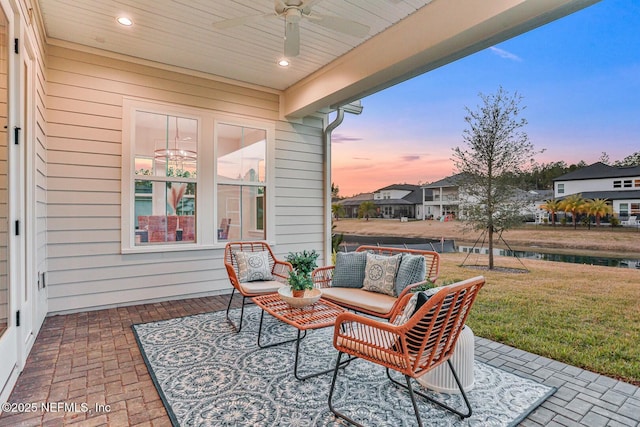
[224,242,292,332]
[328,276,485,426]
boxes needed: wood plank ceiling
[37,0,434,91]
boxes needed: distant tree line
[515,151,640,190]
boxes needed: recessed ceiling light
[117,16,133,26]
[278,58,290,67]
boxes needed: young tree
[585,198,612,227]
[559,193,586,229]
[541,198,562,226]
[331,203,345,220]
[357,201,377,221]
[452,87,537,269]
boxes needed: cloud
[353,156,371,160]
[332,133,363,143]
[401,155,421,162]
[489,47,522,62]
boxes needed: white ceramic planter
[417,325,475,393]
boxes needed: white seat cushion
[239,280,285,295]
[336,324,409,367]
[322,287,396,314]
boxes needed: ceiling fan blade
[213,13,273,30]
[308,13,370,38]
[284,21,300,57]
[300,0,324,14]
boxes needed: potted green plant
[286,250,319,276]
[285,250,319,297]
[287,270,314,297]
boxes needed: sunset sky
[331,0,640,197]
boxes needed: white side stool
[417,325,475,393]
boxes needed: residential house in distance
[336,184,423,219]
[374,184,423,219]
[553,162,640,221]
[421,174,464,220]
[422,174,553,222]
[518,189,554,223]
[336,193,374,219]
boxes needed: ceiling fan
[212,0,370,57]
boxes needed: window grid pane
[217,184,266,242]
[217,123,266,184]
[132,110,198,246]
[135,180,196,244]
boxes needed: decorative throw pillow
[413,287,441,315]
[405,287,444,352]
[394,253,427,296]
[332,251,368,288]
[234,250,273,282]
[393,293,419,326]
[362,253,402,296]
[393,287,441,326]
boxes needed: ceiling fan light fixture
[213,0,369,57]
[278,58,290,67]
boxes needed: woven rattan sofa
[312,246,440,320]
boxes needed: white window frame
[121,98,275,253]
[214,118,273,242]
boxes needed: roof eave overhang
[282,0,600,119]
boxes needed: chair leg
[386,359,472,420]
[328,352,366,427]
[225,290,247,332]
[404,374,424,427]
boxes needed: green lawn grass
[439,253,640,385]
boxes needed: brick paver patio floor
[1,294,638,426]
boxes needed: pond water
[458,246,640,269]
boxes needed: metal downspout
[323,109,345,265]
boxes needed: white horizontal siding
[46,46,326,313]
[272,119,326,261]
[36,103,48,309]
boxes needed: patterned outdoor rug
[132,307,555,426]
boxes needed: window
[613,180,621,188]
[122,99,274,252]
[216,123,267,241]
[632,203,640,216]
[619,203,628,217]
[635,179,640,188]
[557,183,564,194]
[133,111,198,245]
[623,180,632,188]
